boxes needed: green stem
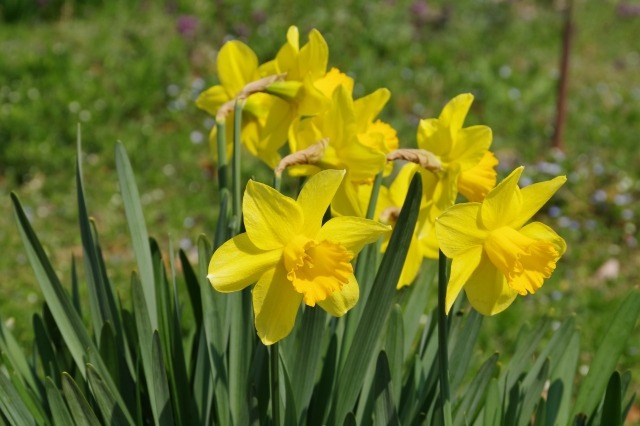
[437,249,452,426]
[216,119,228,194]
[270,342,280,426]
[231,100,244,236]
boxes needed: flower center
[484,227,560,295]
[283,235,354,306]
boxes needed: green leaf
[11,192,131,421]
[77,134,122,344]
[330,173,422,423]
[115,142,158,329]
[151,331,175,426]
[98,322,119,386]
[573,290,640,419]
[86,364,134,426]
[482,379,501,426]
[517,359,550,426]
[45,377,74,426]
[197,236,231,426]
[448,309,483,392]
[290,306,327,423]
[599,371,622,426]
[453,353,498,426]
[0,311,41,396]
[546,331,580,426]
[228,289,253,426]
[400,261,436,358]
[0,372,36,426]
[307,335,338,426]
[373,351,400,426]
[385,305,404,409]
[191,329,214,424]
[33,314,60,385]
[279,354,298,426]
[179,249,203,331]
[62,373,101,426]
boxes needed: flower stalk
[437,249,452,426]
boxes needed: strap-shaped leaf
[86,364,134,425]
[599,371,622,426]
[546,331,580,426]
[151,331,175,425]
[373,351,400,426]
[448,309,483,392]
[62,373,101,426]
[573,290,640,419]
[0,372,36,426]
[453,353,498,426]
[45,377,73,426]
[385,305,404,409]
[115,142,158,329]
[330,174,421,423]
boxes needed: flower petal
[244,180,304,250]
[297,169,346,237]
[208,234,282,292]
[449,125,492,171]
[464,254,518,315]
[396,235,424,288]
[520,221,567,256]
[218,40,259,97]
[435,203,487,258]
[480,166,524,230]
[318,273,359,316]
[316,216,390,255]
[509,176,567,229]
[195,85,229,117]
[299,29,328,81]
[445,245,483,313]
[439,93,473,132]
[253,265,303,345]
[458,151,498,202]
[353,88,391,130]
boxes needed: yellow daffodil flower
[416,93,498,258]
[435,166,567,315]
[288,85,391,182]
[261,26,354,116]
[207,169,390,345]
[196,40,289,168]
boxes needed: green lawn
[2,0,639,411]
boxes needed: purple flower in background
[177,15,199,38]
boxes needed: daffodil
[196,40,290,168]
[435,167,567,315]
[415,93,498,258]
[261,26,354,116]
[287,86,395,214]
[207,169,390,345]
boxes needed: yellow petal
[509,176,567,229]
[520,221,567,256]
[480,166,524,230]
[318,273,359,316]
[297,169,346,236]
[217,40,259,97]
[463,253,518,315]
[195,85,229,117]
[458,151,498,202]
[435,203,487,258]
[313,67,354,98]
[439,93,473,133]
[299,29,328,81]
[243,180,304,250]
[353,88,391,130]
[449,125,492,171]
[396,235,424,288]
[416,117,451,158]
[316,216,390,256]
[208,234,282,292]
[389,163,420,207]
[330,177,371,218]
[253,266,303,345]
[445,245,483,313]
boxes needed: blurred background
[1,0,639,410]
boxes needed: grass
[1,0,639,414]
